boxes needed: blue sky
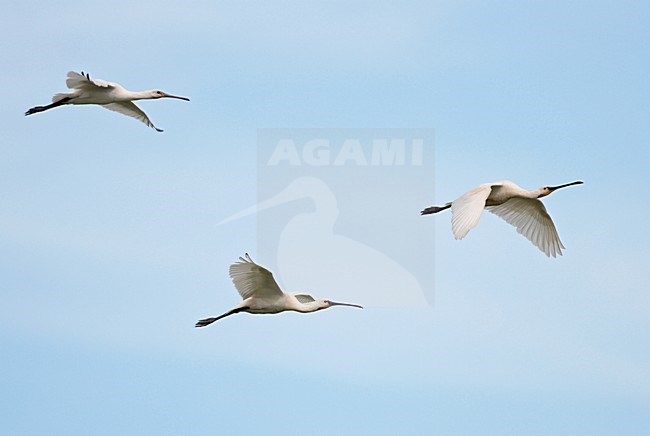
[1,1,649,434]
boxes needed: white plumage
[25,71,189,131]
[488,197,564,258]
[228,253,283,300]
[195,254,362,327]
[422,180,583,257]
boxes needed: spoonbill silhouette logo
[219,177,429,308]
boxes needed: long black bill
[548,180,583,191]
[163,92,190,101]
[329,301,363,309]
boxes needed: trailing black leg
[420,203,452,215]
[195,307,249,328]
[25,97,71,116]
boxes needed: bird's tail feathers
[52,93,73,103]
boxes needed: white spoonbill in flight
[421,180,583,257]
[195,253,363,327]
[25,71,189,131]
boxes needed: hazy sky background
[1,1,649,434]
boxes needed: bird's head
[537,180,583,198]
[316,299,363,311]
[149,90,190,101]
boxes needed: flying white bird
[421,180,583,257]
[25,71,189,131]
[195,253,363,327]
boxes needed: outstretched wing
[66,71,115,90]
[229,253,283,300]
[487,197,565,257]
[101,102,162,132]
[293,294,316,303]
[451,184,496,240]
